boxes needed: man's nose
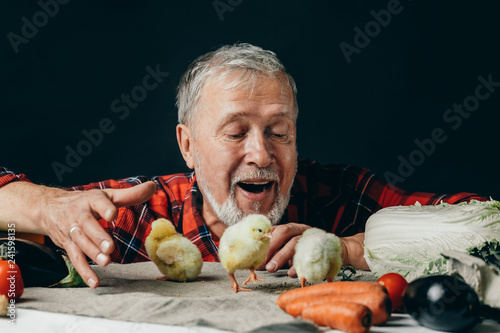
[244,131,273,168]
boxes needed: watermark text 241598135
[6,0,71,54]
[0,223,19,325]
[51,64,169,183]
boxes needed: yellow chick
[0,294,7,317]
[145,218,203,282]
[293,228,342,287]
[219,214,272,293]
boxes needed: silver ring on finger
[68,225,80,241]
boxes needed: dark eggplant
[0,238,68,287]
[403,275,481,332]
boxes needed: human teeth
[241,181,270,185]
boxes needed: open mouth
[237,181,274,194]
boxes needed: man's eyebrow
[215,111,248,130]
[218,110,294,128]
[220,111,248,124]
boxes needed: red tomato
[378,272,408,312]
[0,260,24,300]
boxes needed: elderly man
[0,43,485,288]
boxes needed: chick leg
[229,273,252,293]
[242,268,265,285]
[300,276,307,288]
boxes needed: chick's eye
[258,229,262,233]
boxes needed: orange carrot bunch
[277,281,392,333]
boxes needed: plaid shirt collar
[176,173,220,262]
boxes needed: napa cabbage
[363,199,500,281]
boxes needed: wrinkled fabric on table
[17,261,376,332]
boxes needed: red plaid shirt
[0,160,487,263]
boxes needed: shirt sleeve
[290,159,488,237]
[0,167,31,187]
[344,166,487,235]
[374,177,486,207]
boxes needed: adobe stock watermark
[212,0,243,22]
[339,0,408,64]
[0,223,18,325]
[51,64,170,182]
[384,73,499,185]
[7,0,71,54]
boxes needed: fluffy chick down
[219,214,272,292]
[145,218,203,282]
[0,294,7,316]
[293,228,342,287]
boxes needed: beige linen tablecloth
[16,261,376,332]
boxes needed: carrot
[302,301,372,333]
[286,290,391,325]
[276,281,387,310]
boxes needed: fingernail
[96,253,108,266]
[266,260,277,272]
[101,240,111,253]
[87,278,97,289]
[105,208,114,221]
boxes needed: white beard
[194,152,292,226]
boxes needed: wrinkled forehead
[186,68,296,136]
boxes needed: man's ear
[176,124,195,169]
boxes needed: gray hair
[176,43,298,129]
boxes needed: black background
[1,0,499,199]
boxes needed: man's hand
[257,222,369,277]
[0,181,156,288]
[257,223,311,276]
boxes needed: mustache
[230,169,280,188]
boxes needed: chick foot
[229,273,252,293]
[156,276,169,281]
[300,276,307,288]
[242,268,265,285]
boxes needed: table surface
[1,261,499,333]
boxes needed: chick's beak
[264,233,272,239]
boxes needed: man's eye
[228,133,245,139]
[265,127,288,140]
[270,133,287,139]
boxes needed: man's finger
[85,198,116,254]
[260,223,309,269]
[70,226,110,267]
[73,214,113,263]
[266,224,296,255]
[64,242,100,288]
[265,235,299,272]
[103,181,156,208]
[89,191,117,222]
